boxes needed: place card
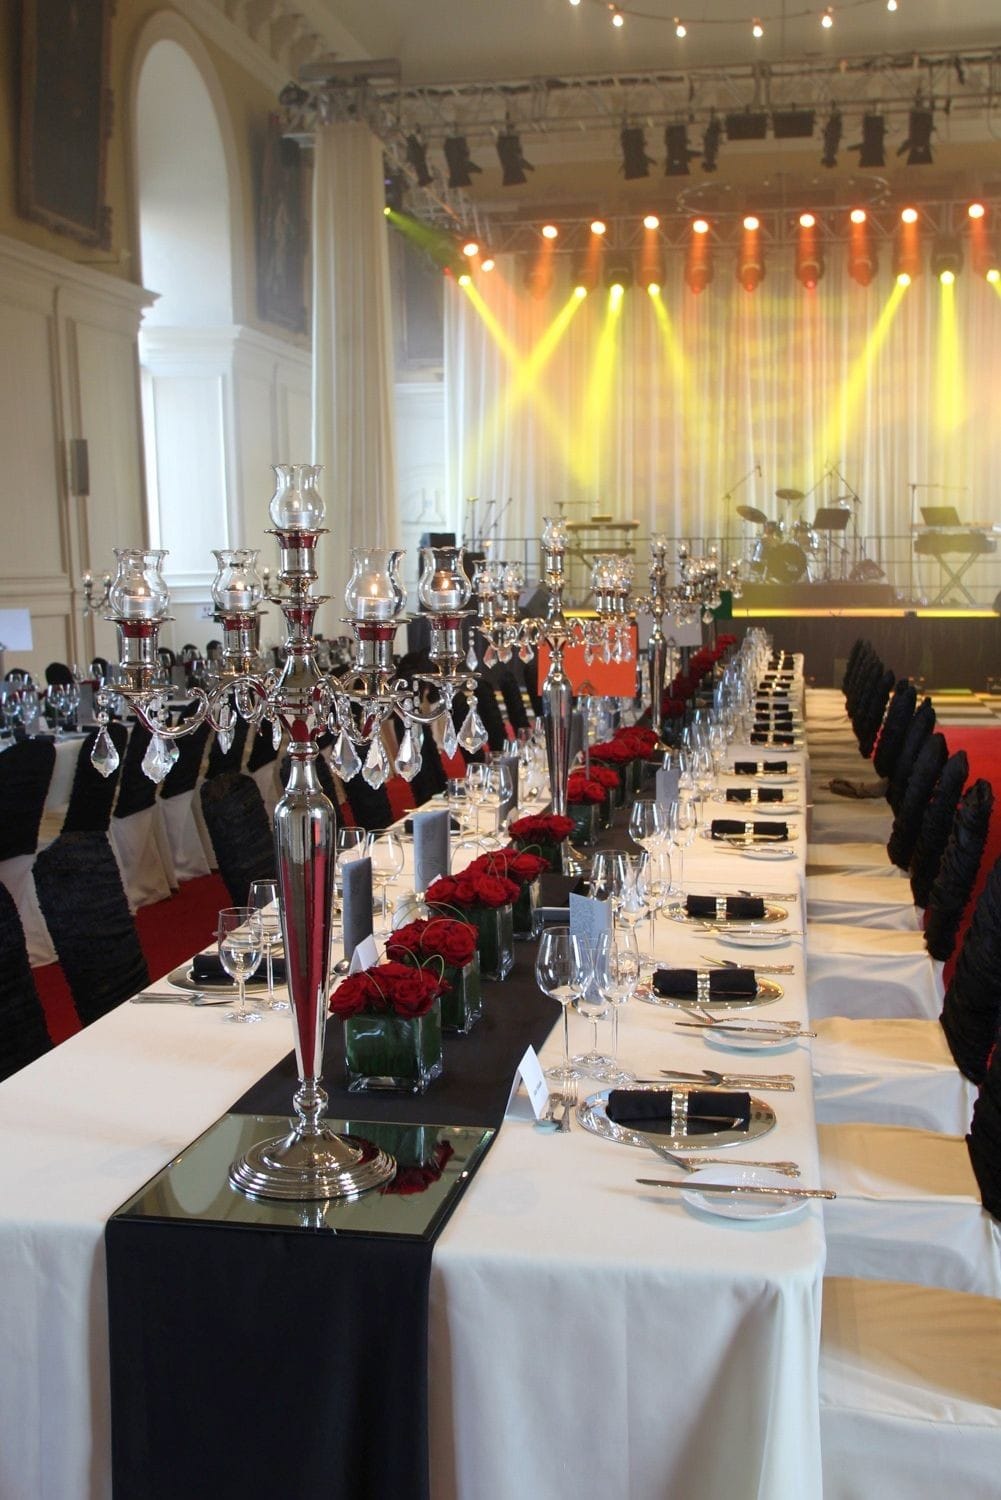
[570,888,612,954]
[348,932,379,975]
[412,808,450,892]
[505,1044,551,1121]
[656,767,680,807]
[341,856,373,960]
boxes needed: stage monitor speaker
[420,531,456,548]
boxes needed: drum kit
[739,486,853,585]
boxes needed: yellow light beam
[649,288,691,398]
[936,277,964,435]
[820,278,907,469]
[577,286,624,490]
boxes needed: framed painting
[257,114,308,334]
[18,0,114,250]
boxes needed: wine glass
[628,799,665,855]
[249,879,287,1012]
[666,798,696,893]
[594,927,641,1082]
[217,907,264,1024]
[616,853,650,949]
[591,850,629,910]
[366,829,405,932]
[465,764,489,836]
[571,937,611,1077]
[640,849,672,954]
[484,761,513,844]
[534,927,586,1084]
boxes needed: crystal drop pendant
[465,641,479,672]
[498,645,512,664]
[332,730,361,781]
[216,703,234,756]
[518,641,534,664]
[271,717,283,749]
[442,715,459,759]
[458,707,488,754]
[483,645,497,668]
[362,736,390,790]
[394,725,422,782]
[141,732,173,784]
[90,726,120,779]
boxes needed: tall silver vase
[542,653,573,817]
[229,746,394,1200]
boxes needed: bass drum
[765,542,808,584]
[792,520,819,554]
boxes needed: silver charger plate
[636,977,784,1011]
[668,902,788,926]
[705,825,799,844]
[578,1083,776,1151]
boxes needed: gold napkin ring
[744,822,755,839]
[749,787,759,804]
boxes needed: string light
[752,19,764,37]
[821,7,834,27]
[568,0,900,43]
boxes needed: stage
[729,587,1001,690]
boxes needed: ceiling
[310,1,1001,218]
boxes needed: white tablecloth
[0,747,826,1500]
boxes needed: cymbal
[775,487,805,502]
[736,504,767,525]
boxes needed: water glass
[366,829,405,932]
[249,879,287,1012]
[218,907,264,1024]
[594,927,641,1082]
[534,927,587,1084]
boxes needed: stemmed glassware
[249,879,287,1012]
[465,763,489,838]
[591,849,629,910]
[486,760,513,843]
[640,849,672,954]
[534,926,587,1084]
[594,927,641,1082]
[628,799,666,855]
[571,936,613,1076]
[366,829,405,933]
[217,907,264,1024]
[616,852,651,954]
[667,798,696,892]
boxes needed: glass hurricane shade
[267,463,325,531]
[107,548,170,620]
[541,516,568,552]
[344,548,407,621]
[211,549,265,612]
[417,546,472,612]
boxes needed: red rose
[390,971,441,1018]
[507,850,549,882]
[471,873,519,908]
[385,920,426,962]
[587,764,620,790]
[426,875,461,907]
[421,918,476,967]
[567,776,605,804]
[329,970,381,1017]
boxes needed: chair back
[62,722,129,833]
[160,717,210,800]
[925,778,994,961]
[855,668,894,760]
[44,662,75,686]
[840,638,867,695]
[909,750,969,907]
[34,831,149,1024]
[886,730,948,871]
[199,771,275,903]
[205,709,250,779]
[112,724,159,819]
[0,882,51,1081]
[0,737,56,859]
[941,854,1001,1085]
[886,696,935,812]
[871,680,916,780]
[967,1042,1001,1221]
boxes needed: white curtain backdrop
[312,123,400,621]
[444,250,1001,594]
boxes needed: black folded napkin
[191,951,284,986]
[710,818,789,841]
[734,759,788,775]
[750,732,795,746]
[685,894,765,920]
[606,1088,751,1133]
[652,966,757,998]
[726,787,783,804]
[755,715,794,728]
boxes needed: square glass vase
[512,877,542,941]
[568,802,599,847]
[439,953,482,1035]
[343,999,444,1094]
[472,903,515,980]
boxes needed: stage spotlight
[523,259,553,298]
[893,240,921,284]
[988,268,1001,284]
[497,131,533,186]
[643,214,660,231]
[621,126,654,180]
[541,223,559,240]
[444,136,482,189]
[664,123,698,176]
[572,252,602,293]
[383,168,405,213]
[737,223,764,292]
[796,247,824,289]
[481,256,495,272]
[752,19,764,37]
[462,240,479,258]
[852,114,886,169]
[591,220,607,236]
[743,215,760,232]
[899,108,934,166]
[574,284,588,299]
[850,208,867,225]
[605,254,633,289]
[821,6,833,28]
[692,218,710,235]
[702,115,722,172]
[931,237,963,283]
[848,242,878,286]
[968,202,986,220]
[799,212,816,229]
[457,273,472,287]
[405,134,433,187]
[686,224,713,292]
[900,206,918,225]
[820,110,842,168]
[675,20,687,37]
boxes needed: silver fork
[557,1075,578,1132]
[700,954,796,975]
[642,1138,801,1177]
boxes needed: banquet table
[0,736,826,1499]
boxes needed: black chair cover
[246,723,281,772]
[941,854,1001,1085]
[44,662,75,686]
[872,680,917,780]
[848,652,882,733]
[924,778,994,962]
[856,668,895,760]
[34,831,149,1025]
[112,724,158,819]
[160,719,211,800]
[205,705,250,779]
[886,731,948,871]
[0,882,51,1081]
[63,723,129,833]
[966,1043,1001,1222]
[909,750,969,908]
[840,638,867,696]
[339,765,393,831]
[0,737,56,859]
[886,696,936,813]
[199,772,276,904]
[493,667,531,732]
[415,726,448,800]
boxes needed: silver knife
[130,992,232,1006]
[636,1177,835,1200]
[674,1020,816,1038]
[656,1071,796,1090]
